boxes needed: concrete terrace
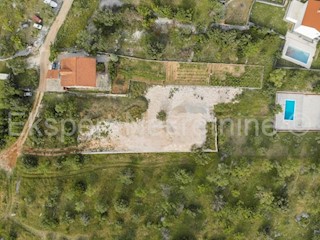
[275,92,320,131]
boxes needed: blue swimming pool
[284,100,295,121]
[285,46,310,64]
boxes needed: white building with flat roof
[275,92,320,131]
[0,73,9,80]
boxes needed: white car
[33,23,43,30]
[43,0,58,8]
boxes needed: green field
[0,62,9,73]
[210,65,264,88]
[250,2,290,35]
[117,57,167,83]
[116,57,264,88]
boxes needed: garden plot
[80,86,242,153]
[116,57,264,89]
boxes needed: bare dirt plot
[225,0,254,25]
[209,64,245,78]
[80,86,242,153]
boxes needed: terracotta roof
[46,70,59,79]
[60,57,97,88]
[302,0,320,31]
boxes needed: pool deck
[281,32,317,69]
[275,92,320,131]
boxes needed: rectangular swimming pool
[284,100,295,120]
[285,46,310,64]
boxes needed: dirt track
[0,0,74,171]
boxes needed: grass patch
[0,171,8,215]
[311,44,320,69]
[250,2,289,35]
[225,0,254,25]
[117,57,166,83]
[210,65,263,88]
[0,220,41,240]
[0,62,9,73]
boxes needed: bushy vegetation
[13,137,320,239]
[56,0,282,70]
[202,122,216,151]
[0,0,55,57]
[55,0,99,49]
[210,66,263,88]
[0,220,40,240]
[157,110,167,121]
[0,59,39,150]
[27,92,148,149]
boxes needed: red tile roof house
[46,57,97,91]
[282,0,320,68]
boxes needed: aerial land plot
[80,86,242,153]
[250,2,290,35]
[225,0,254,25]
[116,57,263,88]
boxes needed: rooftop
[60,57,97,88]
[302,0,320,31]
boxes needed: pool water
[284,100,295,120]
[285,46,310,64]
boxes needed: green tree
[174,169,193,185]
[157,110,167,121]
[22,155,39,169]
[114,199,129,214]
[118,168,134,185]
[269,69,286,88]
[95,202,108,214]
[93,9,120,34]
[75,201,85,212]
[6,59,26,75]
